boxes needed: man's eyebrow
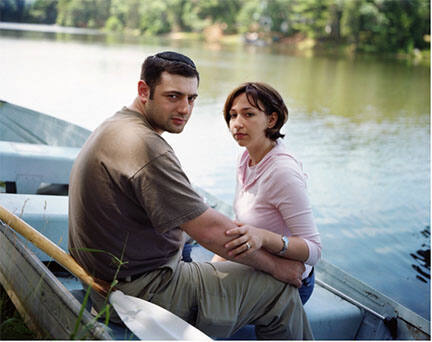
[163,90,198,97]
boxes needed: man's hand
[272,258,305,288]
[182,208,305,287]
[234,252,304,287]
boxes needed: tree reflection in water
[411,226,430,283]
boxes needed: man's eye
[188,96,197,104]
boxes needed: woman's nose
[232,116,243,128]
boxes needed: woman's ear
[268,112,278,129]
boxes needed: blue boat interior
[1,192,366,340]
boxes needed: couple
[68,51,321,340]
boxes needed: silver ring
[246,242,251,250]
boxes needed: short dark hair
[141,51,200,98]
[223,82,288,140]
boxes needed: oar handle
[0,205,108,295]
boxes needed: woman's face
[228,92,274,149]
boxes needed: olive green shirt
[68,107,208,282]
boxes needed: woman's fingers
[225,234,248,249]
[228,240,255,257]
[224,224,259,256]
[225,226,246,235]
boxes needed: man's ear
[138,80,150,102]
[268,112,278,129]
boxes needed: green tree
[0,0,26,22]
[236,0,261,34]
[236,0,332,38]
[290,0,333,38]
[26,0,58,24]
[138,1,171,35]
[105,0,127,31]
[341,0,430,53]
[7,0,428,55]
[378,0,430,53]
[56,0,110,28]
[165,0,186,32]
[236,0,295,36]
[341,0,386,50]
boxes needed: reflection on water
[0,29,429,319]
[411,226,430,283]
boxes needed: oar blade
[109,290,212,341]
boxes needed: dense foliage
[0,0,430,53]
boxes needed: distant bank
[0,22,103,35]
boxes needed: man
[68,51,313,339]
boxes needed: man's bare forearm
[181,208,304,285]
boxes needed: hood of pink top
[238,140,306,189]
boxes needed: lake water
[0,29,430,319]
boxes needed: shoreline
[0,22,429,66]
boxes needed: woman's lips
[234,133,247,139]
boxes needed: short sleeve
[131,151,209,232]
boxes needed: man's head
[141,51,199,99]
[137,51,199,135]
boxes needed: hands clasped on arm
[181,208,305,288]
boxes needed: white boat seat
[0,141,79,194]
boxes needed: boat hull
[0,223,112,339]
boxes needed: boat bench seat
[0,141,79,194]
[0,193,363,340]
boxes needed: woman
[214,82,321,304]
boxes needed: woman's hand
[224,221,266,257]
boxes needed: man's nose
[178,98,190,115]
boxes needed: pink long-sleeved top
[234,141,322,280]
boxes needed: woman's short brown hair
[223,82,288,140]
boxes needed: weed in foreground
[69,243,129,340]
[0,285,36,340]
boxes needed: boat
[0,100,430,340]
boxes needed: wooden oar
[0,205,108,294]
[0,205,211,340]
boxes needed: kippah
[155,51,196,70]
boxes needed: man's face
[144,72,198,134]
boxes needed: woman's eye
[246,112,254,117]
[230,113,237,119]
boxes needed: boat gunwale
[315,258,430,339]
